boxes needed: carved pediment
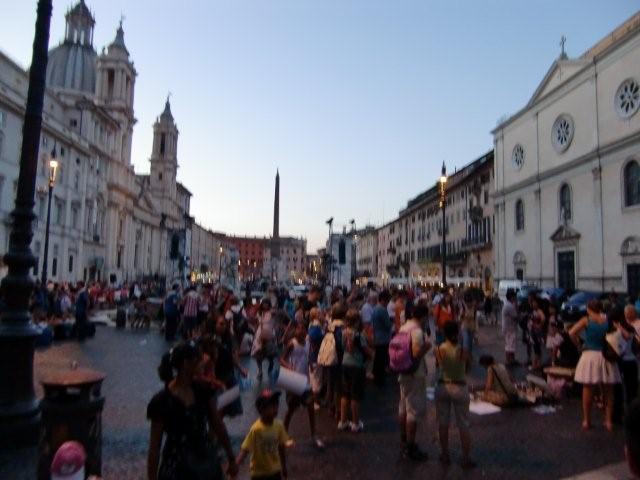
[528,58,590,107]
[621,236,640,256]
[550,225,581,243]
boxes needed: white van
[497,279,526,303]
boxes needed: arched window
[559,183,572,221]
[515,199,525,231]
[624,160,640,207]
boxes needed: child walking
[237,389,289,480]
[280,322,325,449]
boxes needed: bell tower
[149,97,179,200]
[64,0,95,47]
[95,18,136,164]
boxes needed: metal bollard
[38,368,105,480]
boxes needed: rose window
[615,78,640,119]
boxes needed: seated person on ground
[479,355,519,406]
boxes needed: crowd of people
[500,288,640,432]
[21,274,640,478]
[109,277,640,479]
[145,282,511,479]
[22,279,165,343]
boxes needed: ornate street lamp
[40,147,59,286]
[439,161,448,287]
[0,0,53,446]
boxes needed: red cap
[51,441,86,480]
[255,388,281,410]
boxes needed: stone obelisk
[271,170,280,281]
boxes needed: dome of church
[46,43,96,93]
[45,0,97,93]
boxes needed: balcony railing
[461,236,492,252]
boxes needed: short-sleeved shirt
[241,418,289,477]
[341,328,368,368]
[502,301,518,332]
[288,338,310,375]
[489,364,518,398]
[361,302,374,325]
[371,305,392,346]
[434,304,453,330]
[399,320,426,378]
[146,384,217,479]
[182,292,199,318]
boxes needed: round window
[512,144,525,170]
[552,114,574,154]
[615,78,640,119]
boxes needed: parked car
[560,291,604,325]
[540,287,569,308]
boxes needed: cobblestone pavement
[0,320,631,479]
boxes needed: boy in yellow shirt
[237,389,289,480]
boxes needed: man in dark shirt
[371,290,393,386]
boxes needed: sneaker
[350,421,364,433]
[313,436,325,449]
[337,421,350,431]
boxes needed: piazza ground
[0,321,630,480]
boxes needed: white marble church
[493,12,640,296]
[0,1,217,285]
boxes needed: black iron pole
[440,162,447,287]
[0,0,53,447]
[40,181,53,286]
[441,196,447,287]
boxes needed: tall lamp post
[40,148,59,286]
[350,219,357,284]
[218,245,223,284]
[0,0,53,446]
[326,217,333,287]
[439,161,448,287]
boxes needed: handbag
[602,330,623,363]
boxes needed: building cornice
[494,129,640,198]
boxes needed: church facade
[0,1,218,286]
[493,13,640,295]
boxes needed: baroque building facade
[0,1,210,286]
[493,12,640,296]
[370,151,494,290]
